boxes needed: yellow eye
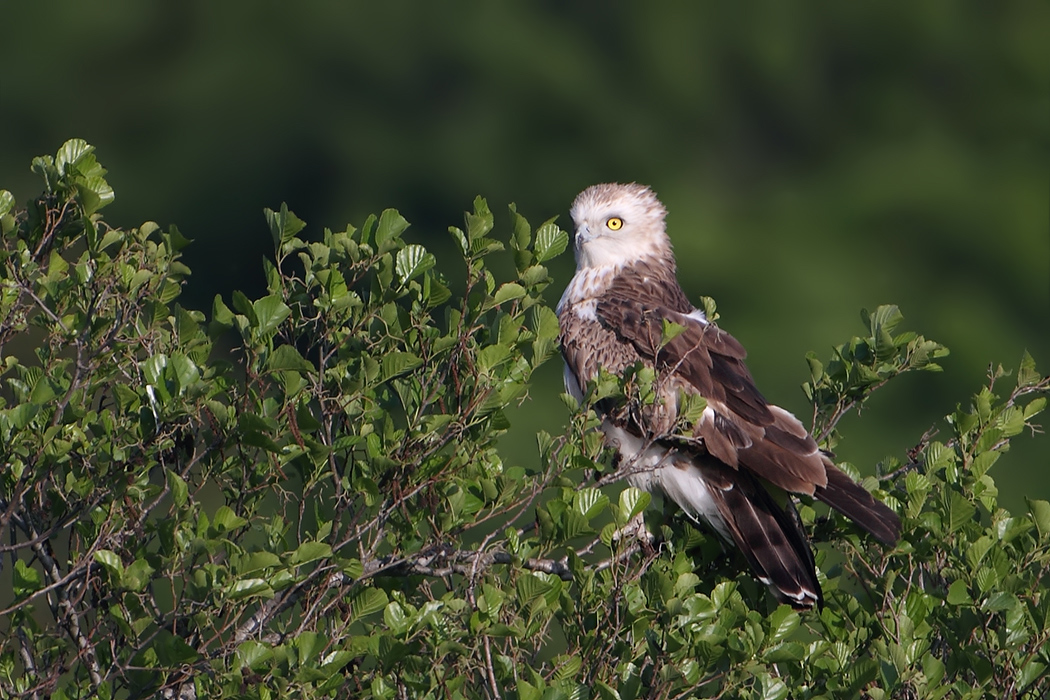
[606,217,623,230]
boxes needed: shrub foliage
[1,142,1048,699]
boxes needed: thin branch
[28,533,103,687]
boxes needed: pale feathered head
[569,183,672,270]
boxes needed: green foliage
[802,304,950,450]
[1,142,1048,699]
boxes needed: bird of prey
[557,183,900,608]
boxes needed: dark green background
[3,2,1047,508]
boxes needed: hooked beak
[574,222,592,250]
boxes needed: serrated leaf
[265,202,307,246]
[574,488,609,520]
[154,630,200,666]
[235,641,273,671]
[94,550,124,578]
[348,586,389,622]
[466,196,494,240]
[212,505,248,533]
[1019,661,1048,694]
[1024,397,1046,420]
[268,344,314,372]
[55,138,94,175]
[395,243,435,283]
[375,209,410,246]
[381,352,422,381]
[13,560,42,600]
[516,573,553,606]
[767,605,800,644]
[449,226,469,255]
[527,305,559,340]
[291,541,332,565]
[534,221,568,263]
[241,552,282,573]
[0,189,15,217]
[227,578,274,600]
[168,354,199,391]
[946,492,976,533]
[1016,351,1040,388]
[122,559,155,592]
[660,319,688,347]
[1028,499,1050,539]
[142,354,167,385]
[493,282,526,305]
[477,345,511,372]
[253,294,292,336]
[619,487,651,523]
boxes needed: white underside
[602,422,731,541]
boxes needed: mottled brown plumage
[558,182,900,608]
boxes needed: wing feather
[594,279,828,491]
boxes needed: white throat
[557,264,619,315]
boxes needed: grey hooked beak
[574,222,592,250]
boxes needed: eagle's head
[569,183,671,270]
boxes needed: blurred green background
[3,2,1047,508]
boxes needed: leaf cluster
[1,142,1048,700]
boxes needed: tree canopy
[1,142,1048,699]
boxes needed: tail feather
[670,457,823,609]
[814,462,901,545]
[725,476,823,609]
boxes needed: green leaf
[944,490,976,533]
[0,189,15,217]
[291,541,332,565]
[477,345,511,372]
[167,470,188,508]
[235,641,273,671]
[142,354,168,385]
[348,586,389,623]
[493,282,526,305]
[758,673,789,700]
[268,344,315,372]
[1027,498,1050,539]
[618,487,651,524]
[574,488,609,520]
[534,220,568,263]
[1019,661,1048,694]
[381,352,422,381]
[212,505,248,533]
[168,354,199,391]
[241,552,282,573]
[1024,396,1047,420]
[122,559,155,592]
[154,630,200,666]
[375,208,410,247]
[265,202,307,246]
[767,605,800,644]
[13,560,43,599]
[1016,350,1040,388]
[660,319,688,347]
[395,243,436,283]
[516,573,553,606]
[466,196,494,240]
[227,578,274,600]
[94,550,124,579]
[946,579,971,606]
[253,294,292,336]
[55,138,94,175]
